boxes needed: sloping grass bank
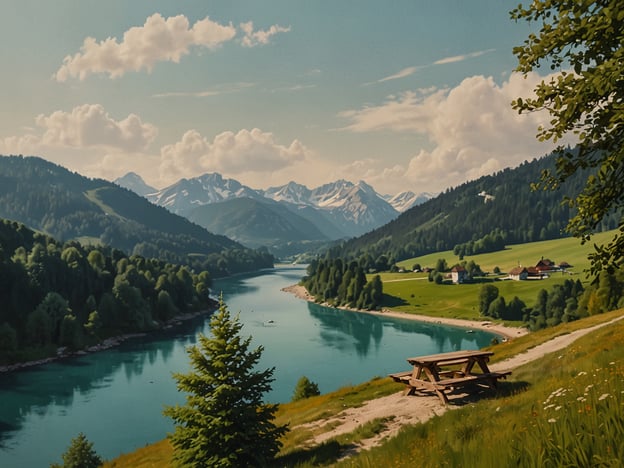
[337,313,624,468]
[105,309,623,467]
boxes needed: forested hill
[330,153,618,264]
[0,155,273,276]
[0,218,215,364]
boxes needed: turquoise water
[0,266,496,467]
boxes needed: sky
[0,0,562,195]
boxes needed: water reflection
[0,315,207,449]
[308,302,492,357]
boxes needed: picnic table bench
[389,350,511,404]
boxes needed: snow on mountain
[266,179,399,235]
[147,173,263,215]
[113,172,157,197]
[387,191,436,212]
[120,172,404,239]
[263,181,312,205]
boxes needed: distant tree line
[0,218,216,364]
[479,271,624,330]
[453,229,507,259]
[302,258,383,310]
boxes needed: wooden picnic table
[389,349,511,404]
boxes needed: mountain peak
[114,172,157,197]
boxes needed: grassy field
[375,231,617,322]
[104,309,624,467]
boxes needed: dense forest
[0,218,216,364]
[325,153,619,264]
[0,155,273,276]
[302,258,383,310]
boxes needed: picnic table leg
[435,388,449,405]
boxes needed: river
[0,265,496,467]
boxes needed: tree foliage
[0,218,215,364]
[164,299,287,467]
[324,154,611,265]
[50,432,102,468]
[292,376,321,402]
[511,0,624,276]
[303,258,383,310]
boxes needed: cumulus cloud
[159,128,307,181]
[339,72,575,193]
[0,104,157,153]
[55,14,236,81]
[239,21,290,47]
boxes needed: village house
[535,258,556,273]
[508,266,528,281]
[451,265,468,284]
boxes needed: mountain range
[114,172,433,256]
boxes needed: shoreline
[0,306,217,374]
[281,284,528,340]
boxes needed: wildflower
[609,362,615,365]
[496,407,500,412]
[598,393,610,401]
[548,418,557,423]
[576,397,586,402]
[555,406,562,411]
[577,371,587,376]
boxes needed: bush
[292,376,321,402]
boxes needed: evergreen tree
[164,299,287,467]
[50,432,102,468]
[292,376,321,402]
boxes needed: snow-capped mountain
[113,172,157,197]
[265,180,399,236]
[386,191,435,212]
[118,172,406,240]
[146,173,263,215]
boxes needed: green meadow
[376,231,616,322]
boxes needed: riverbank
[0,307,216,374]
[281,284,528,340]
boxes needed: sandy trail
[282,284,624,453]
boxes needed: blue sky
[0,1,559,195]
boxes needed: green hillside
[328,153,619,264]
[188,197,329,251]
[378,232,616,321]
[0,155,273,276]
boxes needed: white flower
[598,393,610,401]
[548,418,557,423]
[577,371,587,376]
[555,406,562,411]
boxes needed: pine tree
[50,432,102,468]
[164,299,287,467]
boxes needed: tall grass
[335,317,624,467]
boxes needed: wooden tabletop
[406,350,493,365]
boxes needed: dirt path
[296,314,624,455]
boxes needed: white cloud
[239,21,291,47]
[339,72,575,193]
[159,128,307,182]
[433,49,495,65]
[151,82,255,98]
[0,104,157,153]
[55,14,236,81]
[377,66,419,83]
